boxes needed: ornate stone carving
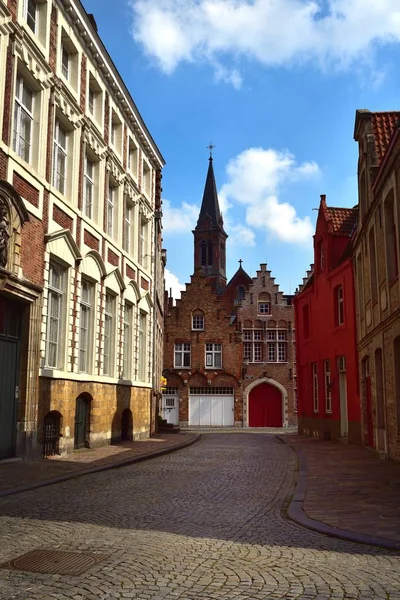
[0,200,10,268]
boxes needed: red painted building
[294,195,362,443]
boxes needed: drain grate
[0,549,107,576]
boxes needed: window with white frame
[124,199,133,253]
[122,302,133,379]
[174,343,191,368]
[324,359,332,412]
[46,261,66,369]
[53,120,67,194]
[79,278,94,373]
[138,216,148,267]
[142,161,151,197]
[61,44,69,80]
[192,312,204,330]
[258,293,271,315]
[107,184,115,237]
[335,285,344,326]
[110,110,122,152]
[205,343,222,368]
[84,156,94,219]
[267,329,287,362]
[24,0,37,33]
[138,310,147,380]
[103,292,115,376]
[13,75,34,163]
[312,362,318,412]
[87,75,102,123]
[128,138,138,177]
[243,329,263,362]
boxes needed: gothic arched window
[207,241,213,265]
[201,241,207,266]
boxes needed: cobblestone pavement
[0,434,399,600]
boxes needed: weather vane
[207,142,215,159]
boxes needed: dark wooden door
[0,296,21,459]
[249,383,283,427]
[74,396,88,449]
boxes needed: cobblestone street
[0,434,399,600]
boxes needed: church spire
[193,155,228,294]
[195,156,225,232]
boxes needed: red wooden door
[249,383,282,427]
[365,376,374,447]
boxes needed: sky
[81,0,400,298]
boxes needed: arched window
[207,241,213,265]
[237,285,245,300]
[258,292,271,315]
[201,241,207,266]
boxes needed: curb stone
[0,434,201,499]
[276,434,400,551]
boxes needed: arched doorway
[74,395,90,450]
[43,411,62,457]
[121,408,133,441]
[249,382,283,427]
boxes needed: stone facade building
[353,110,400,461]
[162,157,296,428]
[294,195,361,443]
[0,0,164,459]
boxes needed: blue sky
[81,0,400,297]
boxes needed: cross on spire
[238,259,243,268]
[207,142,215,159]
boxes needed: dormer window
[192,311,204,330]
[258,292,271,315]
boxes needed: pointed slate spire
[196,157,224,231]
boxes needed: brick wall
[140,277,149,291]
[0,149,8,180]
[12,172,39,207]
[20,217,45,286]
[53,204,73,231]
[2,42,13,146]
[84,229,99,251]
[126,265,135,280]
[49,4,58,72]
[107,248,119,267]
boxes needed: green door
[0,297,21,460]
[74,396,88,450]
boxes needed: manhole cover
[0,549,107,575]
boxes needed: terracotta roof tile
[326,207,358,236]
[371,112,400,165]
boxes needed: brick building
[294,195,361,443]
[353,110,400,460]
[162,157,296,428]
[0,0,164,460]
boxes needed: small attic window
[237,285,245,300]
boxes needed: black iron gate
[42,411,61,457]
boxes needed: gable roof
[371,112,400,165]
[325,206,358,236]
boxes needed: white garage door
[189,387,234,426]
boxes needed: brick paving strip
[0,434,200,498]
[278,433,400,551]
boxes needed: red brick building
[163,158,296,428]
[294,195,361,443]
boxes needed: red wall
[294,250,361,442]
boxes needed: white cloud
[227,224,256,247]
[220,147,317,244]
[165,268,185,299]
[130,0,400,83]
[162,198,199,233]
